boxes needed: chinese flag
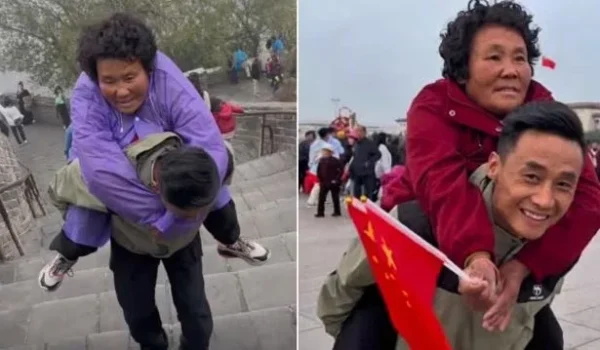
[346,198,452,350]
[541,56,556,70]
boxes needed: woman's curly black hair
[77,12,157,82]
[439,0,541,83]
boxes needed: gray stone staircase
[0,151,297,350]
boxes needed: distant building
[299,122,399,139]
[0,71,52,96]
[395,117,407,135]
[567,102,600,132]
[395,104,600,134]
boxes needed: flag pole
[442,260,471,281]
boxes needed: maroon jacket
[317,156,344,187]
[382,78,600,281]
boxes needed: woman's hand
[482,260,528,332]
[458,255,499,311]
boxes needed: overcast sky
[299,0,600,125]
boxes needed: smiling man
[318,101,589,350]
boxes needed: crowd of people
[228,35,286,94]
[299,125,405,217]
[0,81,76,146]
[312,1,600,349]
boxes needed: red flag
[346,197,452,350]
[541,56,556,70]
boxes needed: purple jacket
[68,51,231,238]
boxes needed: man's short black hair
[77,12,157,82]
[317,127,330,139]
[498,101,585,158]
[305,130,316,138]
[439,0,541,83]
[375,132,388,146]
[157,147,220,209]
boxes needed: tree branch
[0,23,51,44]
[43,0,76,23]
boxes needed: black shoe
[179,335,208,350]
[140,330,169,350]
[315,213,324,218]
[332,213,341,217]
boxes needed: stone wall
[31,97,60,126]
[0,135,35,260]
[233,102,297,164]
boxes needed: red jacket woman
[382,77,600,281]
[210,97,244,139]
[379,0,600,287]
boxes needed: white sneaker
[217,237,270,265]
[38,254,75,292]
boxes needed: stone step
[0,230,296,286]
[0,262,296,348]
[232,183,297,213]
[232,152,295,183]
[231,167,295,192]
[0,306,296,350]
[230,173,296,204]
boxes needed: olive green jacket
[317,164,566,350]
[48,132,233,258]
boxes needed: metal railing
[0,161,46,259]
[240,110,296,158]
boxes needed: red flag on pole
[346,197,453,350]
[541,56,556,70]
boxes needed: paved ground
[298,193,600,350]
[0,122,297,350]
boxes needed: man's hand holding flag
[345,196,484,349]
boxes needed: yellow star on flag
[381,238,397,271]
[364,221,376,242]
[402,290,412,308]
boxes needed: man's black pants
[111,234,211,350]
[317,184,341,216]
[299,160,308,190]
[202,199,240,245]
[332,201,564,350]
[48,200,241,349]
[352,174,377,201]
